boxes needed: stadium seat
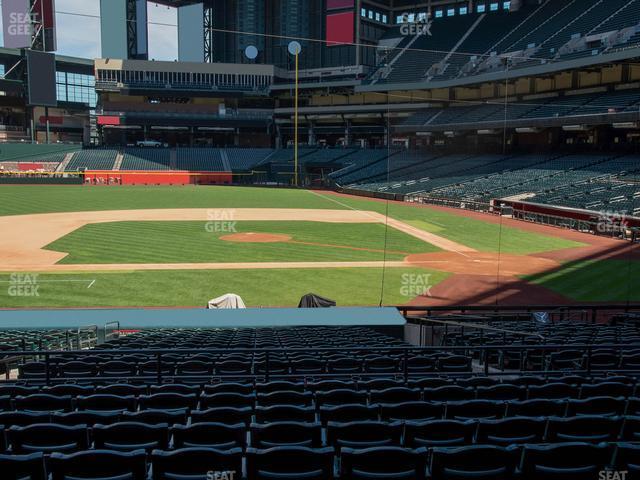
[96,384,147,396]
[151,447,243,480]
[52,411,120,426]
[0,411,49,427]
[319,404,379,425]
[255,381,305,394]
[14,394,73,413]
[171,422,246,449]
[256,390,313,407]
[316,389,368,407]
[476,384,526,401]
[203,382,254,395]
[429,445,519,479]
[341,446,428,479]
[149,384,201,395]
[42,384,93,397]
[200,392,255,409]
[612,443,640,478]
[246,446,335,480]
[370,387,421,404]
[506,399,567,417]
[76,394,136,413]
[326,420,403,449]
[0,452,46,480]
[581,382,634,399]
[404,419,476,448]
[476,417,547,445]
[619,416,640,441]
[546,415,623,442]
[378,401,444,422]
[250,421,323,448]
[254,405,316,424]
[7,423,89,454]
[425,386,474,402]
[139,393,198,411]
[92,422,170,451]
[520,442,612,479]
[528,383,580,400]
[121,409,188,425]
[191,406,253,425]
[48,449,147,480]
[565,396,627,416]
[446,400,506,420]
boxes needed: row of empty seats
[6,441,640,479]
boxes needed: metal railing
[2,342,640,385]
[398,304,640,324]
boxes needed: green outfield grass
[523,260,640,302]
[1,185,584,254]
[0,185,612,307]
[45,221,438,264]
[0,268,449,308]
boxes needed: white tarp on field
[207,293,246,309]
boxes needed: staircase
[55,152,75,172]
[220,150,231,171]
[112,152,124,171]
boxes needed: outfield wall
[84,171,233,186]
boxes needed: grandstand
[120,149,172,171]
[1,308,640,478]
[368,0,640,86]
[64,150,118,172]
[2,1,640,478]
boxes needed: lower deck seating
[2,322,640,478]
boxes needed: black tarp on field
[298,293,336,308]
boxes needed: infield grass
[45,221,439,264]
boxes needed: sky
[0,0,178,60]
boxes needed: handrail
[2,342,638,356]
[4,342,639,384]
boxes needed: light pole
[288,41,302,187]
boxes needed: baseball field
[0,185,637,308]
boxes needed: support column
[345,120,352,147]
[178,3,205,62]
[308,121,316,146]
[100,0,148,60]
[204,5,214,63]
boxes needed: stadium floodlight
[244,45,258,60]
[288,41,302,187]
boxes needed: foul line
[308,190,472,258]
[0,279,96,289]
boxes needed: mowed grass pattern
[0,268,450,308]
[0,185,585,255]
[524,260,640,302]
[45,221,439,264]
[0,186,334,216]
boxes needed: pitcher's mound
[220,232,292,243]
